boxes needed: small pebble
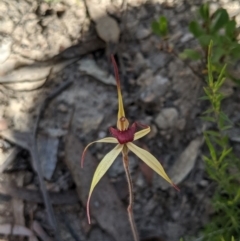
[98,131,107,139]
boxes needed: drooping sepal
[87,144,123,223]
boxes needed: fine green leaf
[219,148,232,164]
[151,16,168,37]
[221,125,232,131]
[203,86,211,96]
[204,130,220,137]
[207,40,214,86]
[199,95,210,100]
[215,64,227,89]
[199,3,210,21]
[204,133,217,162]
[203,155,214,165]
[202,108,214,115]
[219,111,232,123]
[198,34,212,47]
[225,20,237,39]
[229,44,240,59]
[211,8,229,33]
[179,49,202,60]
[201,116,215,122]
[158,16,168,37]
[189,21,204,37]
[211,47,226,64]
[151,21,161,36]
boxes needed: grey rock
[180,33,194,43]
[168,59,183,78]
[0,147,20,173]
[165,222,186,240]
[38,135,59,180]
[149,52,170,72]
[133,52,150,72]
[136,68,154,86]
[143,198,158,215]
[78,58,116,85]
[146,124,158,139]
[98,131,107,139]
[45,128,67,138]
[199,179,209,187]
[226,128,240,142]
[140,75,169,103]
[57,103,68,113]
[154,137,203,190]
[136,26,151,40]
[89,228,112,241]
[135,173,146,188]
[176,118,186,130]
[78,112,104,134]
[137,7,148,19]
[219,77,237,97]
[155,108,178,129]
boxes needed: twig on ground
[0,79,73,240]
[0,182,78,205]
[31,79,73,237]
[0,223,37,240]
[32,220,54,241]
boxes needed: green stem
[122,146,139,241]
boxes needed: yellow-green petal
[87,144,123,224]
[81,137,118,168]
[133,126,150,141]
[127,142,173,186]
[110,55,125,120]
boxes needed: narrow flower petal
[81,137,118,168]
[87,144,123,224]
[127,142,177,188]
[110,55,125,120]
[134,126,150,141]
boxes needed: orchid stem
[122,149,139,241]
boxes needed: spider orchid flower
[81,55,178,224]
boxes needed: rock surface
[155,108,179,129]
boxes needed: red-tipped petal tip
[87,197,91,224]
[81,151,87,168]
[110,55,121,88]
[80,157,84,168]
[172,183,180,192]
[88,216,91,225]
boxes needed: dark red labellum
[109,123,136,144]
